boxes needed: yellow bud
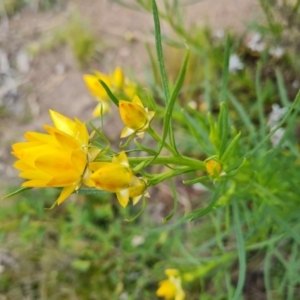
[119,96,155,138]
[205,160,222,177]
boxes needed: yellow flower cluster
[157,269,185,300]
[12,110,148,207]
[83,67,136,117]
[12,110,97,206]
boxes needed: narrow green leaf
[221,131,241,162]
[2,187,32,199]
[162,49,190,151]
[275,69,290,107]
[152,0,170,104]
[268,206,300,246]
[99,79,119,107]
[232,200,246,300]
[186,181,225,221]
[220,35,230,104]
[134,139,157,155]
[162,179,178,223]
[227,91,256,142]
[183,175,210,185]
[255,62,266,140]
[218,102,229,158]
[183,109,213,154]
[125,197,147,222]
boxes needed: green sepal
[221,131,241,162]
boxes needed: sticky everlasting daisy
[12,110,98,206]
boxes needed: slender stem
[148,127,177,156]
[148,166,195,186]
[130,156,205,170]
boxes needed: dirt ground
[0,0,260,187]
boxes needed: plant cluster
[2,0,300,299]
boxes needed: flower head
[89,151,133,207]
[84,67,136,117]
[12,110,97,206]
[205,159,222,177]
[89,152,149,207]
[119,95,155,138]
[157,269,185,300]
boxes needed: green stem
[148,167,194,186]
[148,127,177,156]
[95,155,205,170]
[130,156,205,170]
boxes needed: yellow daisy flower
[12,110,98,206]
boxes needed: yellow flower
[89,152,149,207]
[205,159,222,177]
[89,151,133,208]
[157,269,185,300]
[83,72,111,117]
[119,95,155,138]
[12,110,97,206]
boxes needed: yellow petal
[56,184,77,205]
[13,160,35,171]
[34,151,74,177]
[24,132,58,145]
[22,179,50,187]
[49,110,76,136]
[112,151,129,167]
[116,189,129,208]
[156,280,177,299]
[111,67,124,89]
[44,125,81,150]
[132,95,143,107]
[89,162,109,172]
[119,100,148,130]
[88,148,101,162]
[19,170,51,181]
[47,171,80,187]
[90,162,132,192]
[83,74,109,99]
[120,126,135,138]
[71,148,87,174]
